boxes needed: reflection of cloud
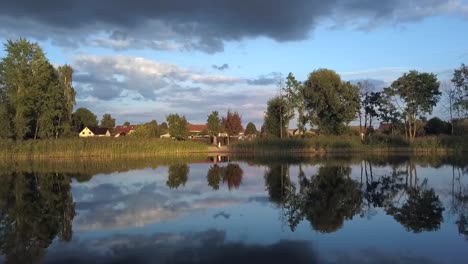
[213,211,230,220]
[43,230,445,264]
[74,181,247,230]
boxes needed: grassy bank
[0,138,209,159]
[230,135,468,154]
[0,134,466,159]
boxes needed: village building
[115,125,138,137]
[79,127,111,138]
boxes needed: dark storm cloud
[0,0,465,53]
[212,63,230,71]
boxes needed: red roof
[116,125,138,134]
[188,124,208,132]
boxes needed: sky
[0,0,467,126]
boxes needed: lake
[0,154,467,264]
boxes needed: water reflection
[206,163,244,190]
[166,164,190,189]
[0,155,467,263]
[0,172,74,263]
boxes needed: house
[115,125,138,136]
[79,127,111,137]
[188,124,208,134]
[188,124,209,138]
[378,123,393,133]
[160,133,171,139]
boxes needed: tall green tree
[303,69,360,135]
[71,107,98,133]
[206,111,221,136]
[100,113,116,130]
[452,63,468,117]
[56,65,76,137]
[133,120,159,138]
[244,122,257,136]
[0,39,76,140]
[167,113,188,140]
[284,73,307,134]
[263,96,294,138]
[0,39,57,139]
[388,70,441,142]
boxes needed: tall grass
[0,138,209,159]
[230,135,468,154]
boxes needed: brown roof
[188,124,208,132]
[116,125,138,134]
[88,127,110,135]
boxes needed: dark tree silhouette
[166,164,189,189]
[207,164,224,190]
[223,164,243,190]
[0,172,75,263]
[387,188,444,233]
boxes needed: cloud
[71,54,274,125]
[212,63,229,71]
[247,72,282,86]
[1,1,467,53]
[73,55,243,101]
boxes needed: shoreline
[0,146,459,160]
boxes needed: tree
[0,39,76,140]
[166,164,189,189]
[159,122,168,135]
[357,81,382,137]
[133,120,159,138]
[263,96,294,138]
[303,69,360,135]
[222,110,243,144]
[389,71,441,142]
[425,117,451,135]
[166,114,188,140]
[56,64,76,138]
[123,121,130,126]
[100,113,116,130]
[71,108,98,133]
[284,73,307,134]
[244,122,257,136]
[452,63,468,117]
[207,111,221,136]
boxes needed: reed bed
[230,135,468,154]
[0,137,209,159]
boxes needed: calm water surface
[1,155,468,264]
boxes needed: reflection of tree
[0,172,75,263]
[456,214,468,240]
[301,166,362,233]
[207,165,223,190]
[387,188,444,233]
[264,165,292,204]
[360,160,406,218]
[206,163,243,191]
[166,164,189,189]
[450,165,468,240]
[280,165,362,233]
[223,164,243,190]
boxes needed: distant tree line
[263,66,468,142]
